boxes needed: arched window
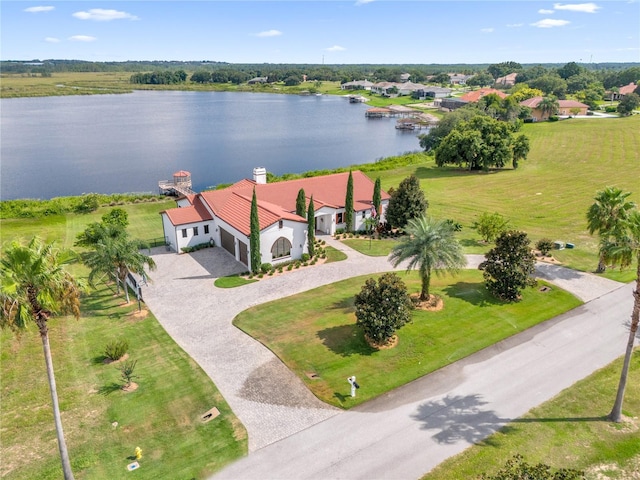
[271,237,292,259]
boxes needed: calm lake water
[0,91,423,200]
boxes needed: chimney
[253,167,267,184]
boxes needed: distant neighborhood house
[248,76,268,84]
[495,72,518,87]
[608,82,638,100]
[160,169,390,271]
[519,96,589,121]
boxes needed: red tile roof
[459,88,508,103]
[162,170,389,233]
[618,83,637,95]
[518,97,588,109]
[161,195,213,226]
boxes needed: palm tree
[587,186,636,273]
[82,234,156,303]
[601,210,640,422]
[0,237,82,480]
[538,96,559,119]
[389,216,467,301]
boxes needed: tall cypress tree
[250,188,261,274]
[373,177,382,217]
[307,196,315,257]
[296,188,306,218]
[345,171,354,232]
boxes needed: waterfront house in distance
[495,73,518,86]
[160,169,390,271]
[248,76,268,84]
[459,88,508,103]
[519,96,589,121]
[341,80,374,91]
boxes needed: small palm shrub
[118,359,138,388]
[536,238,554,256]
[104,339,129,361]
[260,263,273,274]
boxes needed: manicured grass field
[233,270,582,408]
[0,199,173,250]
[374,116,640,282]
[423,353,640,479]
[341,236,401,256]
[0,283,247,480]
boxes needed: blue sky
[2,1,639,64]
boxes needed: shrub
[118,359,138,388]
[548,115,559,122]
[335,228,345,235]
[260,263,272,274]
[605,105,617,113]
[536,238,554,256]
[104,339,129,361]
[480,230,536,302]
[354,273,414,345]
[445,219,463,232]
[301,253,310,262]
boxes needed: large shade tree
[587,186,636,273]
[601,208,640,423]
[0,237,82,480]
[389,216,467,301]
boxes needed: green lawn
[233,270,582,408]
[341,236,401,256]
[423,352,640,479]
[375,116,640,282]
[0,199,173,250]
[0,283,247,480]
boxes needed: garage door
[238,240,248,266]
[220,228,235,257]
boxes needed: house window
[279,220,283,229]
[362,211,366,219]
[271,237,292,259]
[193,226,199,236]
[181,229,187,238]
[336,212,344,224]
[204,225,209,234]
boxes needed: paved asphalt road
[214,282,634,479]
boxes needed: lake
[0,90,423,200]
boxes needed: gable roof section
[460,88,508,103]
[161,195,213,226]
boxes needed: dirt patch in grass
[365,334,398,350]
[103,352,129,365]
[411,293,444,311]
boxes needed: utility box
[566,242,575,249]
[554,241,565,250]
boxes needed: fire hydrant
[134,447,142,460]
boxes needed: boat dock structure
[159,170,196,196]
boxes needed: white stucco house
[160,168,390,271]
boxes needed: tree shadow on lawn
[317,324,377,357]
[97,382,122,396]
[442,282,502,307]
[412,394,608,447]
[414,165,505,180]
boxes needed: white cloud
[553,3,601,13]
[24,6,54,13]
[481,28,494,33]
[326,45,346,52]
[531,18,571,28]
[538,9,555,14]
[45,37,60,43]
[255,29,282,37]
[69,35,97,42]
[507,23,524,27]
[355,0,375,5]
[72,9,138,21]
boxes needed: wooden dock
[159,170,195,197]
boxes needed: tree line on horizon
[3,58,639,89]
